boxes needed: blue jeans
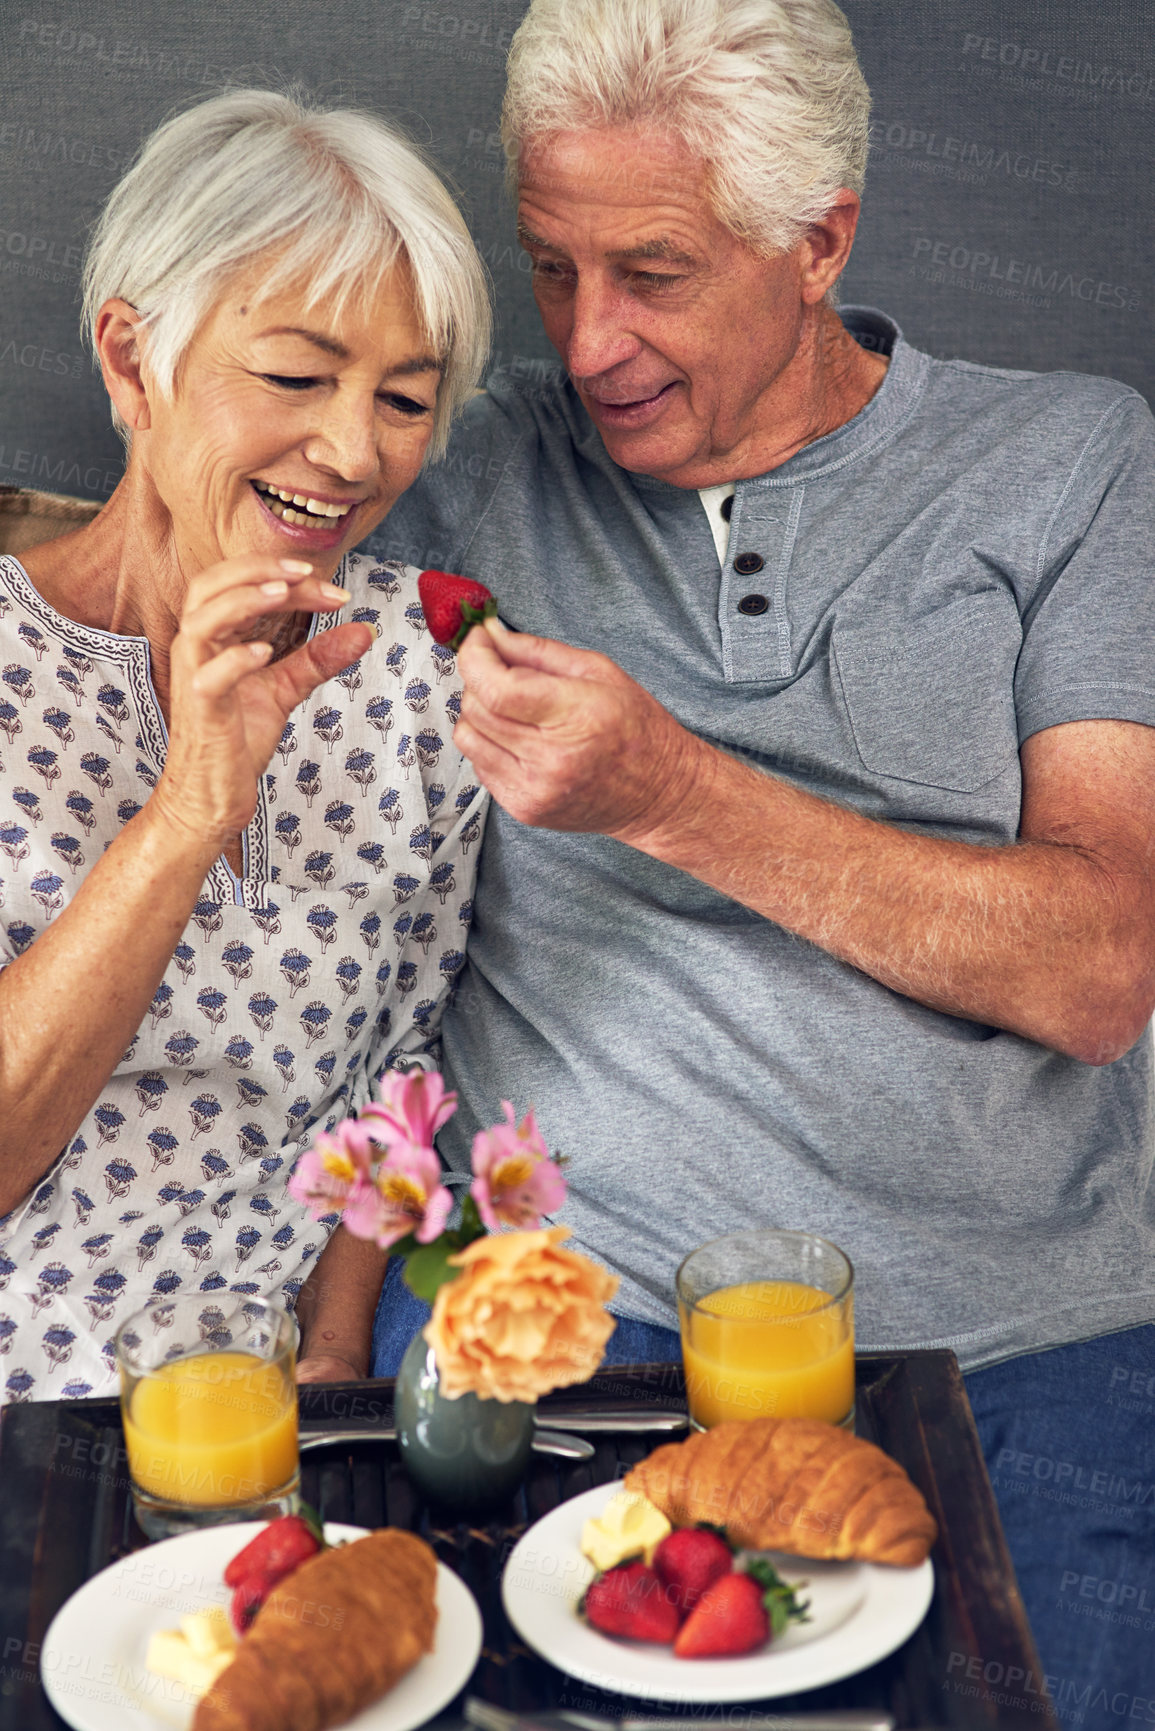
[373,1273,1153,1731]
[963,1325,1155,1731]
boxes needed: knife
[531,1410,689,1433]
[465,1699,894,1731]
[299,1426,595,1460]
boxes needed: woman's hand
[150,553,374,856]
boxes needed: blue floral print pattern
[0,553,486,1403]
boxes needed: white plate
[502,1483,934,1703]
[41,1522,482,1731]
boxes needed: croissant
[624,1416,937,1567]
[193,1528,438,1731]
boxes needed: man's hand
[293,1228,386,1387]
[455,613,1155,1062]
[296,1352,366,1384]
[454,618,702,840]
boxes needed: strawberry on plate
[673,1557,811,1659]
[583,1561,681,1645]
[223,1511,323,1588]
[417,569,498,649]
[652,1527,733,1613]
[674,1571,767,1658]
[223,1509,326,1635]
[230,1567,280,1636]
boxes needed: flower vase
[393,1330,535,1512]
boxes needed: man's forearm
[622,727,1154,1064]
[454,625,1155,1063]
[296,1229,390,1377]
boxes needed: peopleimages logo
[993,1444,1155,1508]
[869,123,1075,190]
[0,341,86,378]
[1058,1569,1155,1630]
[0,120,124,174]
[960,31,1155,100]
[0,445,122,497]
[1107,1362,1155,1414]
[398,6,514,66]
[11,19,265,86]
[0,229,82,286]
[910,238,1140,313]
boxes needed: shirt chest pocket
[832,589,1022,792]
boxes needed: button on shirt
[369,309,1155,1369]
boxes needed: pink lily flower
[470,1103,567,1232]
[343,1142,455,1249]
[288,1119,376,1220]
[361,1068,458,1152]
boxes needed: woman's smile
[250,478,363,547]
[251,480,358,521]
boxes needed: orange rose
[424,1225,619,1402]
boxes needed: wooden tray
[0,1351,1058,1729]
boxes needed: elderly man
[370,1,1155,1718]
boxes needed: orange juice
[123,1350,298,1507]
[680,1278,854,1429]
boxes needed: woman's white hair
[82,88,491,458]
[502,0,870,256]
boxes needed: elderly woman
[0,89,490,1402]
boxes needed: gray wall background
[1,0,1151,502]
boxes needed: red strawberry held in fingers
[652,1527,733,1613]
[417,569,498,650]
[583,1561,681,1645]
[672,1571,769,1658]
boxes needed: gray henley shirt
[369,308,1155,1370]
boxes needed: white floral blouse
[0,551,486,1402]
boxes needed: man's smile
[582,380,681,428]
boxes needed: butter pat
[146,1609,237,1696]
[581,1490,672,1571]
[180,1606,235,1660]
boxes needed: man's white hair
[82,88,491,458]
[502,0,870,256]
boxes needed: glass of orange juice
[115,1294,299,1539]
[677,1231,855,1432]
